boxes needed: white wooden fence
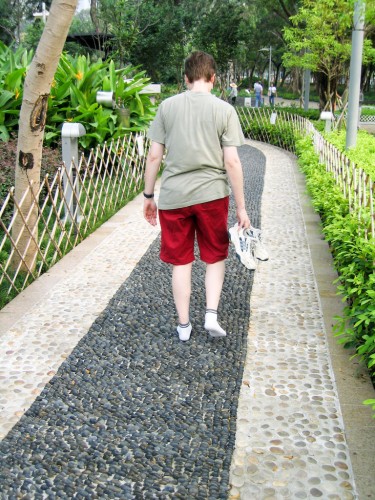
[0,110,373,308]
[237,107,374,240]
[0,132,149,307]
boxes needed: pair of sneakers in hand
[228,223,269,270]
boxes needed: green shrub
[279,107,320,121]
[363,90,375,105]
[324,129,375,179]
[361,107,375,116]
[295,136,375,383]
[47,54,156,148]
[239,108,297,152]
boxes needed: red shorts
[159,197,229,265]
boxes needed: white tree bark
[13,0,78,272]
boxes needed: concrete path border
[229,141,374,500]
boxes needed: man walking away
[143,51,250,342]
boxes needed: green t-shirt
[147,91,244,210]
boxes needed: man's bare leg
[172,263,193,341]
[205,260,227,337]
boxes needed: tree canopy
[0,1,53,45]
[283,0,375,109]
[3,0,375,108]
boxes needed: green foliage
[295,136,375,384]
[361,107,375,116]
[242,119,296,151]
[0,0,16,45]
[239,108,306,152]
[0,41,33,141]
[99,0,143,65]
[123,0,186,84]
[0,45,156,148]
[69,9,95,35]
[106,0,290,87]
[194,1,243,73]
[22,18,44,51]
[275,106,320,121]
[364,398,375,418]
[282,0,375,109]
[324,129,375,179]
[0,0,52,45]
[363,91,375,105]
[283,0,354,73]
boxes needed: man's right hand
[143,199,158,226]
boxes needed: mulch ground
[0,137,62,205]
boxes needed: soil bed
[0,137,63,205]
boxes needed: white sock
[204,310,226,338]
[177,322,192,342]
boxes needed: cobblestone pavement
[0,141,373,499]
[229,144,358,500]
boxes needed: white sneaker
[246,226,269,261]
[228,224,257,270]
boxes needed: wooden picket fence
[237,107,374,240]
[0,132,149,308]
[0,109,374,308]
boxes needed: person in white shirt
[229,83,238,105]
[268,82,277,107]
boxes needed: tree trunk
[315,71,328,111]
[12,0,77,273]
[291,67,301,94]
[330,76,339,112]
[274,63,282,86]
[326,75,331,111]
[280,69,290,87]
[90,0,101,35]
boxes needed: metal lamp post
[346,1,365,149]
[259,46,272,89]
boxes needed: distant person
[254,81,263,107]
[229,83,238,105]
[268,82,277,107]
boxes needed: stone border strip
[229,140,374,500]
[0,187,161,440]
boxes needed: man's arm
[143,141,164,226]
[223,146,250,229]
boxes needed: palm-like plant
[0,45,156,147]
[0,42,33,140]
[46,54,155,148]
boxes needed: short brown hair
[184,51,216,83]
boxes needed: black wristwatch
[143,192,154,199]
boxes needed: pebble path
[0,146,265,499]
[0,141,367,499]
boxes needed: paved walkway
[0,141,374,499]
